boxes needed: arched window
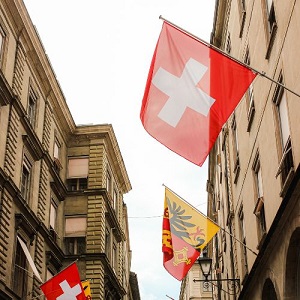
[262,278,277,300]
[285,228,300,299]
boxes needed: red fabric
[163,234,200,281]
[141,21,257,166]
[40,263,85,300]
[162,197,200,281]
[163,211,200,281]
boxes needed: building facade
[179,261,214,300]
[180,0,300,300]
[0,0,139,299]
[205,0,300,299]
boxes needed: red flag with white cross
[140,21,257,166]
[40,262,85,300]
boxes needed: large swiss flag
[40,262,85,300]
[140,21,257,166]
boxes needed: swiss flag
[40,263,85,300]
[140,21,257,166]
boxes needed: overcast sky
[23,1,215,299]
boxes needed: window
[266,0,276,33]
[27,88,38,127]
[106,170,112,194]
[226,33,231,54]
[13,237,28,297]
[67,157,89,191]
[112,242,117,271]
[113,188,118,210]
[64,216,86,255]
[0,25,6,64]
[244,49,255,131]
[68,178,87,191]
[238,0,246,37]
[252,153,266,243]
[105,227,111,259]
[264,0,277,58]
[54,141,60,160]
[49,201,58,242]
[105,226,118,267]
[53,139,62,172]
[20,155,32,201]
[273,80,294,186]
[49,202,57,230]
[238,206,248,279]
[231,115,240,183]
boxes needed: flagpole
[163,184,258,256]
[159,16,300,99]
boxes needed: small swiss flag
[40,262,85,300]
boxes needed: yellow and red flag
[162,187,219,280]
[82,280,92,299]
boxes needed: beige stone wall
[208,0,300,299]
[0,0,135,299]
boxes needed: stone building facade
[204,0,300,299]
[179,0,300,299]
[0,0,139,299]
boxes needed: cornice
[2,0,76,134]
[71,124,132,194]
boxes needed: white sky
[23,1,215,299]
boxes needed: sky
[23,1,215,299]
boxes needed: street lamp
[198,256,212,281]
[193,256,240,297]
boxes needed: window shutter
[49,203,56,229]
[278,92,290,148]
[68,157,89,178]
[65,217,87,237]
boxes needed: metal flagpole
[159,15,300,99]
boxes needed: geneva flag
[162,187,220,280]
[40,262,85,300]
[140,21,257,166]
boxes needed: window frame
[272,77,294,188]
[27,87,38,127]
[67,157,89,191]
[252,153,267,243]
[49,201,57,230]
[244,48,255,131]
[263,0,277,59]
[231,114,240,183]
[238,206,248,279]
[20,154,32,201]
[238,0,247,37]
[0,24,6,68]
[13,236,28,298]
[64,215,87,255]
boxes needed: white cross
[152,58,215,127]
[56,280,82,300]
